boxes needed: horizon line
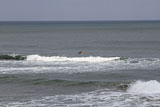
[0,20,160,24]
[0,19,160,22]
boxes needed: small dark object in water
[78,51,85,54]
[0,55,26,60]
[117,84,129,91]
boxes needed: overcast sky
[0,0,160,21]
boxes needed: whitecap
[26,54,120,63]
[127,80,160,94]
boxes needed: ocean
[0,21,160,107]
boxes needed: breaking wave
[0,54,160,64]
[2,86,160,107]
[127,80,160,94]
[1,54,160,74]
[26,54,120,62]
[0,54,120,62]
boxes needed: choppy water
[0,21,160,107]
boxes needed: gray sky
[0,0,160,21]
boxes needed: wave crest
[26,55,120,62]
[127,80,160,94]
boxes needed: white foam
[1,55,160,74]
[127,80,160,94]
[2,89,160,107]
[26,54,120,62]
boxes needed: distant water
[0,21,160,107]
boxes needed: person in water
[78,51,85,54]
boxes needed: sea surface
[0,21,160,107]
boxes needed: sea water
[0,21,160,106]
